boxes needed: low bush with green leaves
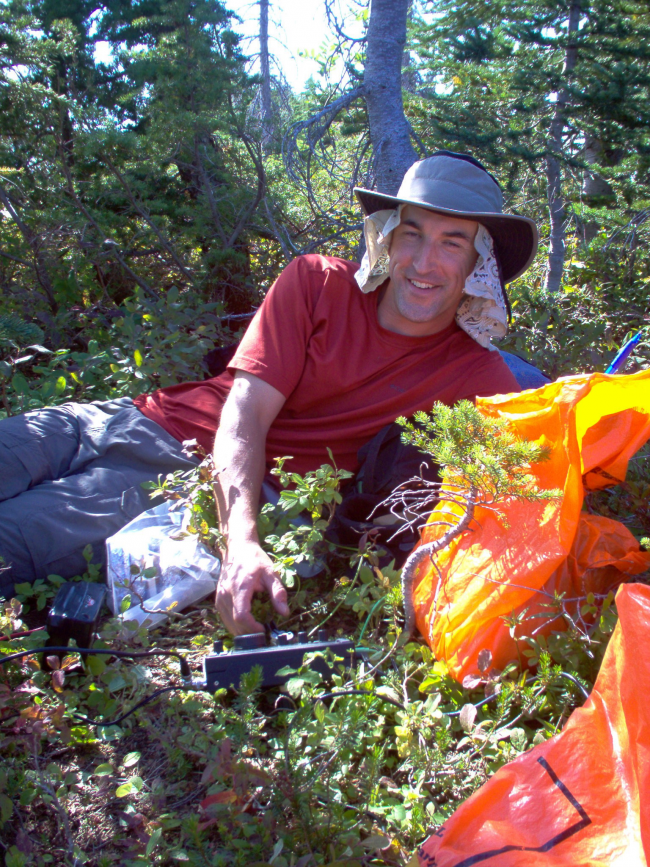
[501,245,650,379]
[0,287,230,419]
[2,399,644,866]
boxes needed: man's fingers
[215,551,289,635]
[231,581,265,634]
[232,612,265,635]
[215,586,237,635]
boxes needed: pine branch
[391,401,561,641]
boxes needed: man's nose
[412,241,442,275]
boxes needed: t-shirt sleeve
[228,256,322,398]
[455,349,522,401]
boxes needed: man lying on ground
[0,151,538,634]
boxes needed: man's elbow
[218,371,286,443]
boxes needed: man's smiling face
[378,205,479,337]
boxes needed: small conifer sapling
[382,401,561,640]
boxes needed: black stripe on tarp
[536,756,591,826]
[427,756,592,867]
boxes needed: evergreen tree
[0,0,275,331]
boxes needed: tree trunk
[363,0,416,195]
[581,136,615,202]
[259,0,273,148]
[544,0,581,294]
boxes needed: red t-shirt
[135,255,520,476]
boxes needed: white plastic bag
[106,500,220,628]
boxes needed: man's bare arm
[213,370,288,635]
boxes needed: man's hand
[215,541,290,635]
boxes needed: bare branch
[282,86,365,185]
[101,152,194,283]
[400,484,478,641]
[324,0,367,45]
[225,95,267,248]
[0,183,58,311]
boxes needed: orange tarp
[412,370,650,681]
[414,582,650,866]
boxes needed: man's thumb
[267,574,290,617]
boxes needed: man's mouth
[408,278,438,291]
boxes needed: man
[0,152,538,632]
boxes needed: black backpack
[326,423,440,565]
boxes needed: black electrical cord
[0,685,193,730]
[71,688,403,733]
[1,644,591,732]
[0,646,191,677]
[70,685,190,727]
[556,670,590,701]
[27,672,591,732]
[445,671,590,716]
[271,669,592,732]
[1,646,197,729]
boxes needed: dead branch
[282,86,365,185]
[324,0,367,46]
[400,484,478,641]
[226,95,267,248]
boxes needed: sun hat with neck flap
[354,151,538,284]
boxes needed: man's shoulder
[275,255,361,307]
[289,253,360,281]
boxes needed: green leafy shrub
[0,438,624,865]
[0,314,44,350]
[0,286,231,418]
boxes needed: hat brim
[354,188,538,284]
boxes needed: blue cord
[357,595,388,643]
[605,330,645,374]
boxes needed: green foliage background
[1,0,650,408]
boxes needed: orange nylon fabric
[415,582,650,866]
[412,369,650,681]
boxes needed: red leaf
[200,790,238,809]
[477,649,493,673]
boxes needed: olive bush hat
[354,151,538,284]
